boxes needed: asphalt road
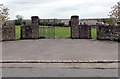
[2,39,118,60]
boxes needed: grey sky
[1,0,120,20]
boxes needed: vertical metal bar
[53,26,55,39]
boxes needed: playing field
[15,26,97,39]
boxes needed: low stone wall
[79,24,91,39]
[1,15,120,41]
[21,16,39,39]
[70,15,91,39]
[2,26,15,41]
[21,25,39,39]
[97,24,120,40]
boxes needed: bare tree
[0,4,9,26]
[109,1,120,21]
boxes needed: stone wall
[97,24,120,40]
[21,25,39,39]
[21,16,39,39]
[79,24,91,39]
[2,15,120,41]
[21,25,32,39]
[2,26,15,41]
[70,15,91,39]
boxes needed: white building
[80,19,98,25]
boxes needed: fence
[39,26,55,39]
[1,15,120,41]
[20,16,55,39]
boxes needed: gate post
[31,16,39,39]
[70,15,79,39]
[31,16,39,26]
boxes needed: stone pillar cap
[71,15,79,19]
[31,16,39,19]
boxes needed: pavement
[2,68,118,77]
[2,39,118,61]
[1,63,119,77]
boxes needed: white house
[80,19,98,25]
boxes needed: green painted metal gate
[39,26,55,39]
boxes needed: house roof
[80,20,98,25]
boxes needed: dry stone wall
[79,24,91,39]
[1,15,120,41]
[2,26,15,41]
[70,15,91,39]
[21,16,39,39]
[97,24,120,40]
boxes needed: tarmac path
[2,39,118,61]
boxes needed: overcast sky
[1,0,119,20]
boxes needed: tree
[109,1,120,21]
[105,18,117,24]
[14,15,23,25]
[16,15,23,20]
[0,4,9,26]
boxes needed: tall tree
[16,15,23,20]
[15,15,23,25]
[109,1,120,21]
[0,4,9,26]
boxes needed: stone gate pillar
[31,16,39,38]
[70,15,79,39]
[31,16,39,26]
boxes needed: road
[2,39,118,60]
[1,39,119,77]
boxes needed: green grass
[55,27,70,38]
[15,26,21,40]
[91,28,97,39]
[15,26,97,39]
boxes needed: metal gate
[39,26,55,39]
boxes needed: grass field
[55,27,70,38]
[15,26,97,39]
[91,28,97,39]
[16,26,21,39]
